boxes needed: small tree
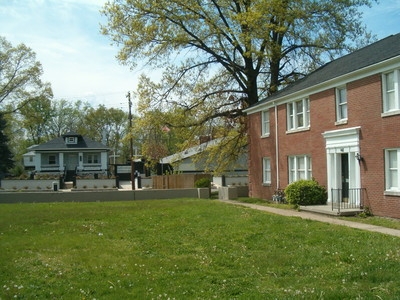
[285,179,327,206]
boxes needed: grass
[341,215,400,230]
[1,199,400,299]
[236,197,400,230]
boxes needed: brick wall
[247,73,400,218]
[348,74,400,218]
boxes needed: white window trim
[48,155,57,165]
[262,157,271,185]
[335,86,348,123]
[385,149,400,194]
[286,98,310,132]
[382,69,400,116]
[87,154,99,164]
[288,155,312,183]
[66,137,77,144]
[261,110,270,137]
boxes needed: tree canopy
[0,113,14,174]
[101,0,376,172]
[0,37,52,113]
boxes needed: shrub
[284,179,327,206]
[19,174,28,180]
[195,177,211,188]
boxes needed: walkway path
[219,200,400,238]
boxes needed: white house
[27,131,110,180]
[160,138,248,175]
[22,145,37,171]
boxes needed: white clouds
[362,0,400,39]
[0,0,136,109]
[0,0,399,111]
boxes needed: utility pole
[127,92,135,190]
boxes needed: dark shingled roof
[31,132,109,151]
[253,33,400,107]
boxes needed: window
[263,157,271,184]
[385,149,400,191]
[48,155,56,165]
[287,98,310,131]
[87,154,99,164]
[383,70,400,113]
[66,137,77,144]
[336,87,347,121]
[261,110,270,136]
[288,155,312,183]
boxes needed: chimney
[102,129,107,145]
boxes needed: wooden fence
[152,174,211,189]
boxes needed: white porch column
[35,153,41,171]
[78,152,83,170]
[101,152,108,170]
[59,153,64,171]
[325,151,333,202]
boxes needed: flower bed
[74,179,117,190]
[0,179,56,191]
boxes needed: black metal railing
[331,188,365,213]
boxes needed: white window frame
[382,70,400,115]
[385,149,400,192]
[48,155,56,165]
[66,137,77,144]
[288,155,312,183]
[261,110,270,137]
[287,98,310,131]
[87,154,99,164]
[335,86,348,122]
[263,157,271,185]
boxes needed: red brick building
[245,34,400,218]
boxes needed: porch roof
[30,134,109,152]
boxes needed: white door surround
[322,127,361,204]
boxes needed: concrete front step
[299,205,363,216]
[64,181,74,189]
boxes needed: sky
[0,0,399,111]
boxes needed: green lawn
[1,199,400,299]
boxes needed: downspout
[274,102,280,190]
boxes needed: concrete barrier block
[197,188,210,199]
[218,186,238,200]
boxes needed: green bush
[284,179,327,206]
[195,177,211,188]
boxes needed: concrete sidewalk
[219,200,400,238]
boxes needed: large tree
[47,99,89,138]
[0,37,52,113]
[102,0,376,171]
[78,105,129,162]
[19,94,53,145]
